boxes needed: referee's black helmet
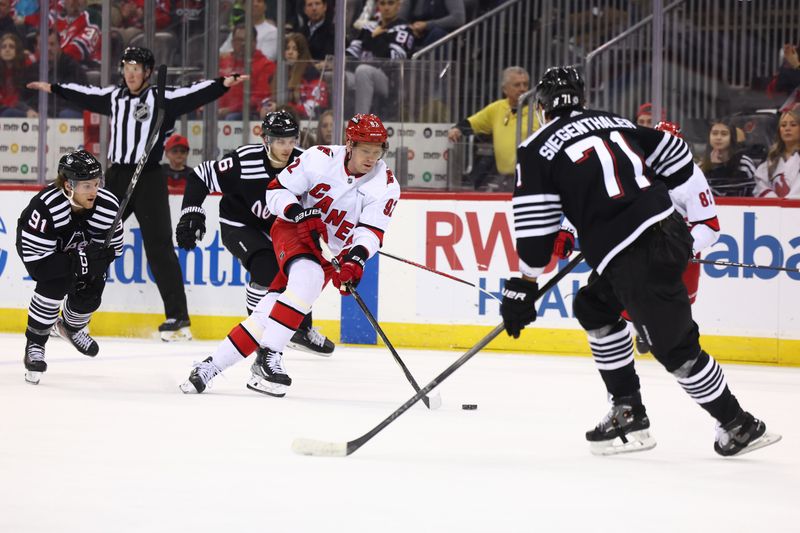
[536,66,585,114]
[120,46,155,73]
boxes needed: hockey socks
[672,350,741,424]
[587,320,641,399]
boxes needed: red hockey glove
[552,227,576,259]
[285,204,327,258]
[335,246,368,295]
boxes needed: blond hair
[767,107,800,176]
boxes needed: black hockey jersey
[346,18,414,60]
[184,143,304,232]
[16,185,124,281]
[514,108,704,274]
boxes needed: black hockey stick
[103,64,168,247]
[690,257,799,274]
[378,250,500,301]
[292,252,585,457]
[347,283,442,410]
[318,241,441,409]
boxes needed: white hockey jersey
[266,145,401,257]
[753,152,800,198]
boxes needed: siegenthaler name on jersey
[539,116,637,160]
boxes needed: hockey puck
[461,404,478,410]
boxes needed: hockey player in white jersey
[180,113,400,396]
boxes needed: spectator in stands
[23,0,103,65]
[753,107,800,198]
[447,66,537,191]
[634,102,666,128]
[699,120,756,197]
[316,108,334,144]
[220,0,277,61]
[301,0,334,62]
[0,0,21,39]
[0,32,36,117]
[774,43,800,95]
[272,32,328,119]
[346,0,414,116]
[24,29,87,118]
[400,0,465,49]
[162,133,192,188]
[116,0,171,46]
[218,23,275,120]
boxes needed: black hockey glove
[71,242,115,285]
[500,277,539,339]
[176,208,206,250]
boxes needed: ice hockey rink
[0,333,797,533]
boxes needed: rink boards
[0,189,798,365]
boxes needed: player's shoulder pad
[235,143,265,159]
[38,185,69,217]
[96,188,121,210]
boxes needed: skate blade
[285,340,333,357]
[246,376,288,397]
[160,328,193,343]
[24,371,42,385]
[179,380,201,394]
[726,432,782,457]
[589,429,657,456]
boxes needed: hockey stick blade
[292,254,584,457]
[103,64,168,247]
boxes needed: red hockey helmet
[655,120,683,138]
[346,113,388,145]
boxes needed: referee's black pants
[106,164,189,321]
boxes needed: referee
[27,47,248,341]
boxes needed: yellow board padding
[1,308,798,366]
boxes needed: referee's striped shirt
[52,79,228,168]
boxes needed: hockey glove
[552,227,576,259]
[335,246,368,295]
[500,277,539,339]
[176,208,206,250]
[71,242,115,285]
[286,204,327,257]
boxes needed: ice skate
[586,396,656,456]
[159,318,192,342]
[54,318,99,356]
[247,347,292,397]
[714,411,782,457]
[286,326,334,356]
[24,340,47,385]
[179,357,221,394]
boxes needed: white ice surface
[1,333,798,533]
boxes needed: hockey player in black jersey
[15,150,123,385]
[28,46,249,342]
[176,111,334,391]
[502,66,780,457]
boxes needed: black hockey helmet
[119,46,155,74]
[261,110,300,139]
[535,65,585,114]
[58,150,103,182]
